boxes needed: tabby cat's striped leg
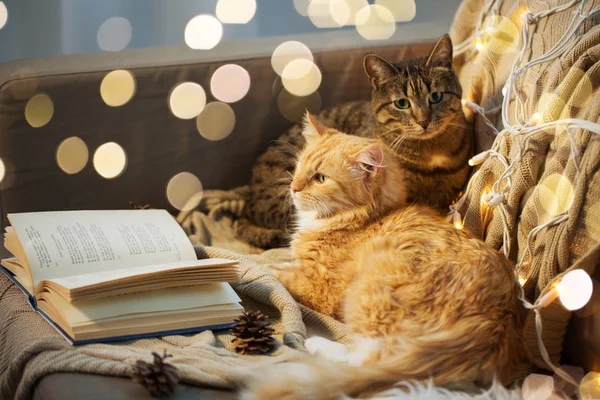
[235,218,289,249]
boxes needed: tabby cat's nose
[418,120,430,129]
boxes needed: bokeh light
[522,374,554,400]
[25,94,54,128]
[355,4,396,40]
[308,0,346,28]
[97,17,132,52]
[344,0,370,25]
[100,70,136,107]
[277,89,322,123]
[293,0,310,16]
[216,0,256,24]
[375,0,416,22]
[210,64,251,103]
[169,82,207,120]
[185,15,223,50]
[93,142,127,179]
[481,16,519,55]
[580,372,600,400]
[167,172,203,211]
[0,2,7,30]
[271,41,314,76]
[558,269,593,311]
[196,102,236,141]
[56,137,89,175]
[282,59,322,97]
[329,0,351,26]
[536,174,573,217]
[0,158,5,183]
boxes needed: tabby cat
[242,115,523,399]
[237,34,474,249]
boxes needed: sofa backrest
[0,38,434,234]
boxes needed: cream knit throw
[0,246,347,400]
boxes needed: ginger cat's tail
[240,321,524,400]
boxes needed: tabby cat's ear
[425,34,453,69]
[364,54,397,88]
[356,144,384,177]
[303,111,327,144]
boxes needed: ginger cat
[244,114,524,399]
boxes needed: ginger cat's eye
[429,92,443,104]
[314,173,327,183]
[393,98,410,109]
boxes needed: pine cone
[132,350,179,397]
[230,311,276,355]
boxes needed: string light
[468,150,491,166]
[481,191,494,204]
[452,212,463,229]
[451,2,600,389]
[557,269,593,311]
[518,273,527,286]
[487,192,504,208]
[474,37,485,51]
[530,112,541,125]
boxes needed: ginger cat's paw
[262,262,295,278]
[305,336,348,363]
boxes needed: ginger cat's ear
[356,144,385,177]
[425,34,453,69]
[303,111,327,144]
[364,54,397,88]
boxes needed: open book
[0,209,243,344]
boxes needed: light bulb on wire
[474,37,485,52]
[557,269,593,311]
[535,269,593,311]
[530,112,541,125]
[452,212,463,229]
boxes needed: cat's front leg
[272,262,339,317]
[261,262,295,277]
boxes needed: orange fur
[247,115,525,399]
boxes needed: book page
[56,283,241,324]
[8,210,197,286]
[48,258,236,291]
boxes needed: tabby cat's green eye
[314,173,327,183]
[393,98,410,109]
[429,92,443,104]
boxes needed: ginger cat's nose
[291,183,301,193]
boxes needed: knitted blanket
[0,245,349,400]
[451,0,600,369]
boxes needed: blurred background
[0,0,461,62]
